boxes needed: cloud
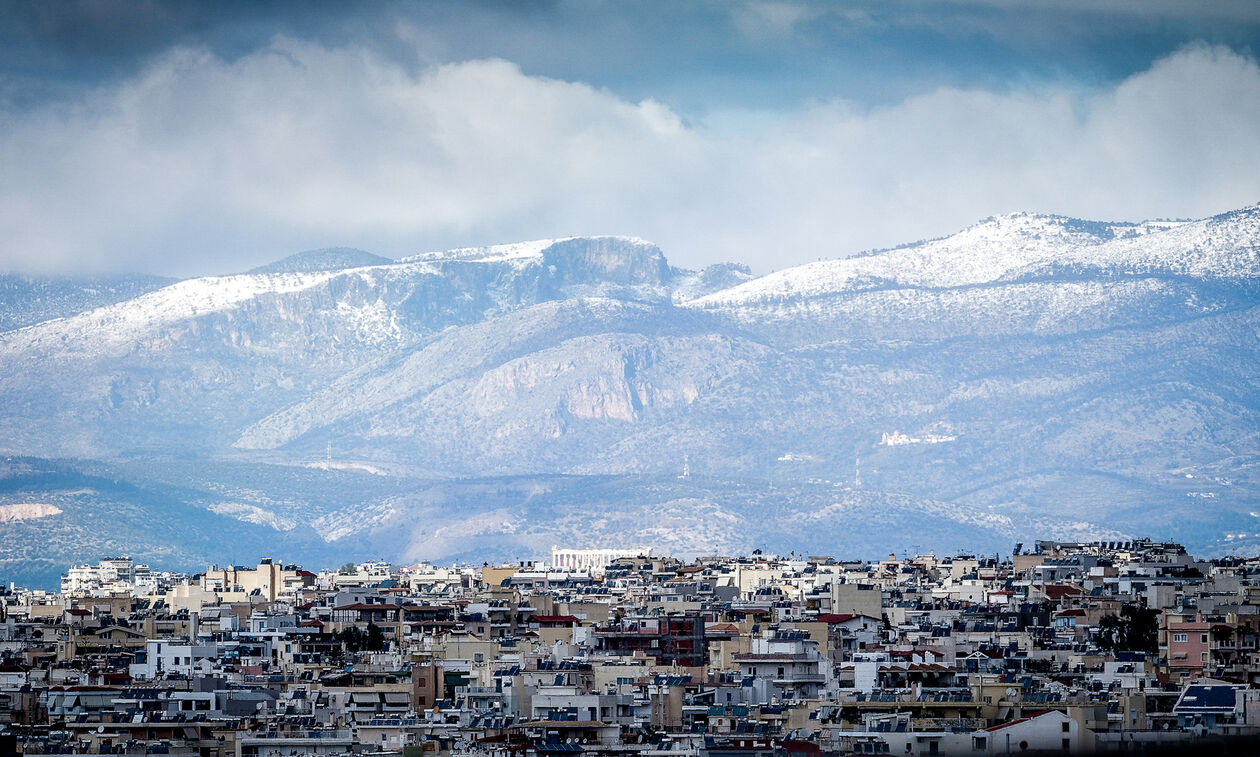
[1,40,1259,276]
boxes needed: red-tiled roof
[969,649,1004,659]
[1041,585,1084,599]
[816,613,877,624]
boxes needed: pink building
[1163,611,1211,679]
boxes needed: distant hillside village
[2,541,1260,755]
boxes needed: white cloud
[2,40,1259,276]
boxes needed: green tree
[1095,604,1158,654]
[338,626,365,652]
[366,622,385,652]
[1123,605,1159,654]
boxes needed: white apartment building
[550,547,651,574]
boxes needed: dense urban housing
[2,539,1260,754]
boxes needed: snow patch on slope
[0,503,62,522]
[880,430,957,446]
[305,460,386,476]
[207,502,298,531]
[402,238,570,264]
[401,235,656,266]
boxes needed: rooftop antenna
[679,454,690,480]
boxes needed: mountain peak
[399,236,672,288]
[403,235,658,264]
[541,236,670,287]
[248,247,392,275]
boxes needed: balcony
[243,729,353,740]
[732,653,814,663]
[773,674,827,685]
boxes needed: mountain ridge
[2,206,1259,587]
[692,205,1260,312]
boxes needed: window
[1201,652,1209,661]
[1062,722,1070,733]
[1173,633,1188,643]
[1062,738,1071,751]
[1201,634,1209,643]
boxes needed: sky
[3,0,1260,276]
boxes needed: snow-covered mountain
[0,272,175,331]
[2,210,1259,587]
[247,247,393,274]
[695,208,1259,308]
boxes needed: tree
[1095,604,1158,654]
[365,622,385,652]
[337,626,365,652]
[1096,614,1124,653]
[1123,605,1159,654]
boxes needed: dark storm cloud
[6,1,1260,114]
[3,2,1260,275]
[0,0,386,105]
